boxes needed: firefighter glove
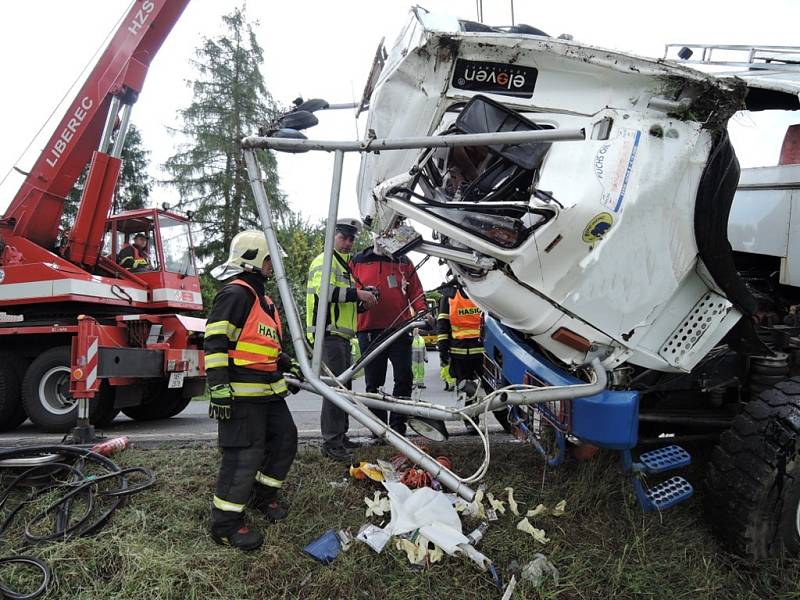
[209,384,233,420]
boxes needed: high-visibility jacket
[437,288,484,362]
[306,250,358,341]
[116,244,150,271]
[204,274,288,400]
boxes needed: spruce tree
[164,6,286,265]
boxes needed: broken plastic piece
[486,492,506,515]
[303,529,341,564]
[526,503,547,518]
[350,461,385,482]
[365,491,391,517]
[552,499,567,517]
[521,553,559,587]
[504,487,520,516]
[357,523,391,553]
[501,575,518,600]
[396,537,427,565]
[337,529,354,551]
[516,518,549,544]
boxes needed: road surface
[0,353,502,446]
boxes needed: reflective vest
[412,334,426,363]
[118,244,149,270]
[227,279,282,372]
[306,251,357,340]
[449,291,482,341]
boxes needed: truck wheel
[0,353,26,432]
[121,383,191,421]
[705,376,800,559]
[21,346,116,433]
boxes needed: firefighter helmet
[210,230,286,280]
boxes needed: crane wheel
[121,382,192,421]
[21,346,117,433]
[0,352,28,432]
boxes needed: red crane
[0,0,206,437]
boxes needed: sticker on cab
[582,213,614,243]
[452,59,538,98]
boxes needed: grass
[2,441,800,599]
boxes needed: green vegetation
[2,442,799,599]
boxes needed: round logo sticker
[582,213,614,243]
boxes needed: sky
[1,0,798,287]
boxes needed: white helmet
[210,230,286,280]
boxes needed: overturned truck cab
[355,10,800,559]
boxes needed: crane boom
[2,0,190,251]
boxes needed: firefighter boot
[210,520,264,551]
[253,487,289,522]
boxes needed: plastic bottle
[90,436,130,457]
[467,521,489,545]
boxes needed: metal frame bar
[311,149,344,375]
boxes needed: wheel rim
[796,497,800,540]
[38,366,76,415]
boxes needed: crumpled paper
[516,518,549,544]
[395,536,444,565]
[552,499,567,517]
[365,491,391,517]
[504,487,520,516]
[457,487,486,520]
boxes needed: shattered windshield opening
[392,95,556,248]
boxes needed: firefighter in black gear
[116,232,151,271]
[205,230,301,551]
[437,284,511,433]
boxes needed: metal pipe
[337,319,426,386]
[110,103,133,158]
[98,96,121,153]
[311,149,344,375]
[243,149,476,502]
[241,128,585,152]
[416,242,496,270]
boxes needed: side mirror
[294,98,329,113]
[278,110,319,131]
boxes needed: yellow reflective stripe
[235,341,280,358]
[213,495,245,513]
[205,353,229,369]
[452,328,481,339]
[450,347,485,355]
[436,334,449,341]
[256,472,283,488]
[230,379,288,397]
[437,313,450,320]
[206,321,240,340]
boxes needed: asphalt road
[0,353,501,446]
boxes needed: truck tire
[121,382,192,421]
[705,376,800,559]
[21,346,117,433]
[0,353,26,432]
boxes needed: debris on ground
[552,499,567,517]
[356,523,391,553]
[350,462,385,482]
[509,554,560,587]
[504,487,520,516]
[486,492,506,515]
[526,503,548,518]
[303,529,341,564]
[516,518,549,544]
[365,491,391,517]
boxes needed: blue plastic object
[640,476,694,511]
[483,317,640,450]
[303,529,341,564]
[638,445,691,474]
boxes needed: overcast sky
[1,1,798,286]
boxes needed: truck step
[638,445,691,474]
[642,476,694,511]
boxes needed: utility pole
[510,0,515,25]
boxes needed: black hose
[0,445,155,599]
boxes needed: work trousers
[358,330,412,435]
[212,399,298,528]
[320,335,352,448]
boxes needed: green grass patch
[1,442,799,599]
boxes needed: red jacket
[350,248,427,332]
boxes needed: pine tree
[164,5,287,265]
[62,123,152,230]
